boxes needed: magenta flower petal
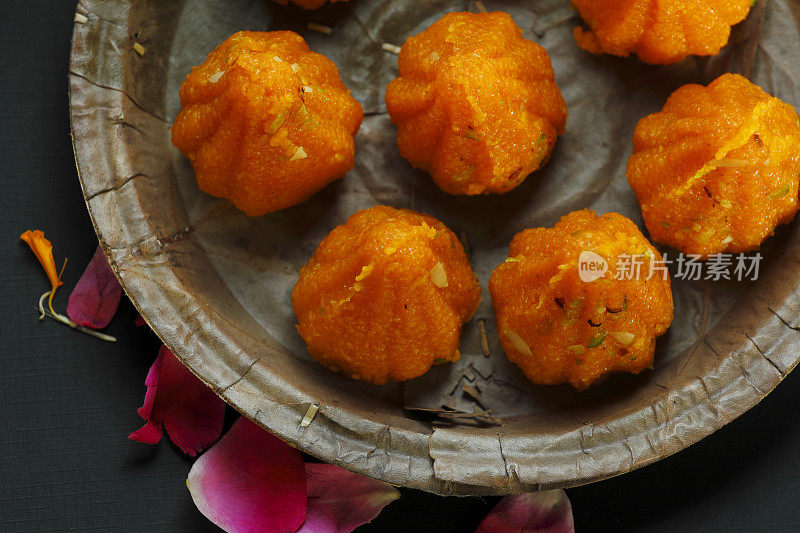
[477,491,575,533]
[136,351,163,421]
[128,419,162,444]
[128,346,225,457]
[187,417,307,533]
[299,463,400,533]
[66,244,123,329]
[157,348,225,456]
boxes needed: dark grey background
[1,0,799,531]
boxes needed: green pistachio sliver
[690,168,709,182]
[768,184,791,199]
[462,130,480,141]
[268,109,288,133]
[719,199,733,208]
[433,357,449,364]
[587,331,606,349]
[568,345,586,355]
[504,256,521,263]
[566,297,584,321]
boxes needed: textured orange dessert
[292,206,481,384]
[171,31,363,216]
[571,0,752,65]
[489,210,673,390]
[273,0,346,9]
[384,11,567,195]
[628,73,800,257]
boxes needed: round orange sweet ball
[385,11,567,196]
[171,31,363,217]
[627,73,800,257]
[489,210,673,390]
[571,0,752,65]
[292,206,481,385]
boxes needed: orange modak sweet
[627,73,800,257]
[571,0,752,65]
[489,210,673,390]
[384,11,567,196]
[171,31,363,216]
[292,206,481,384]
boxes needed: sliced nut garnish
[430,262,448,288]
[478,320,490,356]
[307,22,332,34]
[290,146,307,161]
[610,331,635,346]
[300,403,320,427]
[382,43,402,55]
[506,328,532,357]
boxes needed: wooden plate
[69,0,800,495]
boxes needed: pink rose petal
[298,463,400,533]
[136,351,163,421]
[67,244,123,329]
[477,490,575,533]
[187,417,307,533]
[128,346,225,457]
[128,419,162,444]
